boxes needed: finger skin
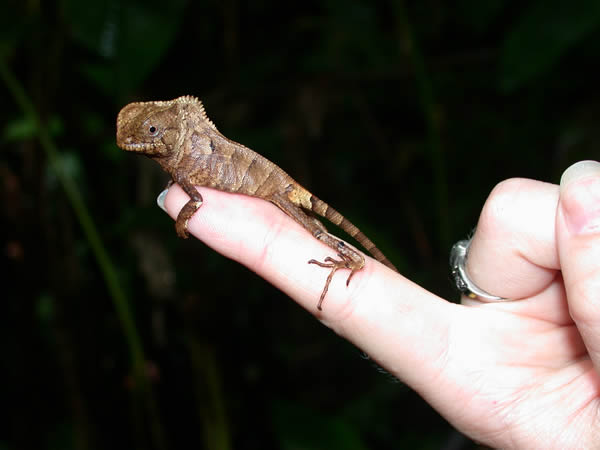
[557,161,600,373]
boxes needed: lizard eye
[148,125,158,136]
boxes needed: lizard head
[116,98,193,156]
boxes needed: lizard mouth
[117,139,159,152]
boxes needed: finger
[160,184,400,314]
[465,178,560,303]
[160,183,460,390]
[556,160,600,372]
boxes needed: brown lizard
[116,96,397,310]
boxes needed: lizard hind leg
[270,194,366,310]
[308,252,363,310]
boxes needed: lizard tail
[310,195,398,272]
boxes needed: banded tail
[310,195,397,272]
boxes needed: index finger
[161,183,456,380]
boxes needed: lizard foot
[308,254,362,310]
[175,219,190,239]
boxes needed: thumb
[556,160,600,372]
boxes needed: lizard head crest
[116,96,217,156]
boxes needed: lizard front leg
[173,177,204,239]
[271,194,365,310]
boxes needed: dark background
[2,0,599,448]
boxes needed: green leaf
[3,116,37,140]
[45,150,84,190]
[64,0,187,95]
[3,115,63,141]
[500,0,600,92]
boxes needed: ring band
[450,238,507,302]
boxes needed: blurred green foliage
[1,0,599,449]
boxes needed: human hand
[158,160,600,448]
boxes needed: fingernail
[157,188,169,213]
[559,160,600,235]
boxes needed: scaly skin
[116,96,397,310]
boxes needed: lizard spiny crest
[174,96,217,131]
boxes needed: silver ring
[450,238,507,301]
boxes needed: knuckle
[478,178,531,238]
